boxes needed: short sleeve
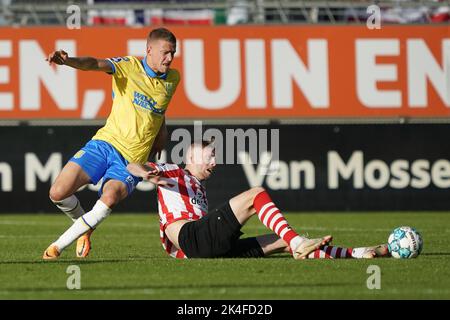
[105,56,133,78]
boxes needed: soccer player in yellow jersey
[42,28,180,260]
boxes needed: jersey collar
[141,58,167,80]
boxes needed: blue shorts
[70,139,141,196]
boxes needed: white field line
[242,225,395,233]
[0,287,449,297]
[0,220,65,226]
[0,235,56,238]
[243,225,449,233]
[1,220,447,234]
[0,220,152,229]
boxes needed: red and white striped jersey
[149,162,208,259]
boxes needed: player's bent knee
[49,185,69,202]
[100,191,124,208]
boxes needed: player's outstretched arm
[127,163,160,181]
[127,163,173,187]
[46,49,113,73]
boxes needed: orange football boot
[76,229,94,258]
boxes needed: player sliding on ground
[127,140,389,259]
[43,28,180,260]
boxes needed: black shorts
[178,202,264,258]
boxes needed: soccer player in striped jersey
[42,28,180,260]
[128,140,389,259]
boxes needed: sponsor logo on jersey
[190,189,208,211]
[132,91,165,115]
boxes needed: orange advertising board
[0,25,448,119]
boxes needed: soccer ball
[388,226,423,259]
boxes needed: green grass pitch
[1,212,449,299]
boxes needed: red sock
[307,246,353,259]
[253,191,301,249]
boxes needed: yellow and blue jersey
[92,56,180,164]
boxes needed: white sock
[53,218,91,251]
[51,195,85,222]
[53,200,111,251]
[351,247,367,259]
[81,200,112,229]
[289,235,306,250]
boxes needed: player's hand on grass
[46,50,68,66]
